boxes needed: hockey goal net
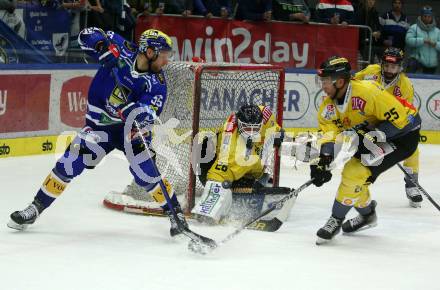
[103,61,285,215]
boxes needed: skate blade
[315,237,332,245]
[343,222,377,235]
[7,220,28,231]
[409,201,422,208]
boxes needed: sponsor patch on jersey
[262,106,272,124]
[42,172,67,197]
[321,104,336,120]
[352,97,366,111]
[342,197,358,206]
[393,86,402,98]
[363,74,377,81]
[157,72,165,84]
[123,40,137,53]
[225,114,237,133]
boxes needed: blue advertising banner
[23,2,70,60]
[0,21,51,64]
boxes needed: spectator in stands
[406,5,440,74]
[0,0,23,33]
[315,0,354,25]
[154,0,193,16]
[60,0,86,51]
[127,0,150,17]
[355,0,381,63]
[235,0,272,21]
[193,0,232,19]
[86,0,109,30]
[379,0,409,52]
[272,0,310,23]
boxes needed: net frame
[103,62,285,215]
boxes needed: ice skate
[165,205,189,237]
[342,200,377,234]
[8,198,45,231]
[406,187,423,208]
[316,216,343,245]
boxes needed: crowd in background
[0,0,440,74]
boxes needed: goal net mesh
[103,61,284,215]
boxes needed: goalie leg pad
[191,180,233,224]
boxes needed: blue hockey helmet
[138,29,173,54]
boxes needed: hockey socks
[35,169,70,209]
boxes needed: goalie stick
[111,67,217,251]
[245,186,294,232]
[188,179,314,254]
[397,163,440,211]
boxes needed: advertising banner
[0,74,50,133]
[135,16,359,70]
[0,21,51,64]
[23,3,70,60]
[1,68,440,158]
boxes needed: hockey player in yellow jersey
[354,47,422,207]
[191,104,283,224]
[312,56,421,245]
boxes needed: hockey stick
[244,186,295,232]
[397,163,440,211]
[188,179,314,253]
[110,67,217,250]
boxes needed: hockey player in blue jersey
[8,27,189,237]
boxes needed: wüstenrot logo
[426,91,440,121]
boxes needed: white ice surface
[1,145,439,290]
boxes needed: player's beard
[150,61,162,73]
[383,72,397,84]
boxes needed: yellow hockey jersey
[317,79,418,146]
[207,106,281,182]
[354,64,414,103]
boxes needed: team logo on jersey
[157,72,165,84]
[321,104,336,120]
[393,86,402,98]
[352,97,366,111]
[262,106,272,124]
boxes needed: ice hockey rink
[1,144,439,290]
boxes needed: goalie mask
[236,104,263,140]
[381,47,404,84]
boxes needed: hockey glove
[310,153,333,187]
[96,41,120,67]
[78,27,120,67]
[118,102,157,140]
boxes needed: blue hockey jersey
[80,30,168,128]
